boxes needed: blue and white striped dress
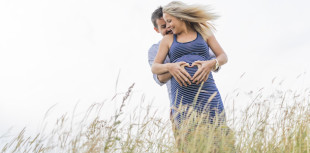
[169,32,225,129]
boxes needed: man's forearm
[157,72,172,83]
[152,63,171,74]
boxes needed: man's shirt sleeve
[209,48,216,60]
[148,44,166,86]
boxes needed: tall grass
[1,80,310,153]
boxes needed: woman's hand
[188,33,228,85]
[191,60,216,85]
[168,62,192,87]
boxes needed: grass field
[1,81,309,153]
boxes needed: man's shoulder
[149,43,159,50]
[148,41,160,54]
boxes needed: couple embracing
[148,1,233,151]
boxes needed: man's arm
[148,43,172,85]
[157,72,172,83]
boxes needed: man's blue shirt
[148,41,173,104]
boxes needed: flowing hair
[163,1,219,40]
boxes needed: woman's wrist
[166,63,172,71]
[209,59,216,68]
[214,59,219,70]
[211,59,220,72]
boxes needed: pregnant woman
[151,1,228,129]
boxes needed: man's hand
[168,62,192,86]
[191,60,216,85]
[157,72,172,83]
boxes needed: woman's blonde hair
[163,1,219,40]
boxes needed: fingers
[191,61,202,67]
[180,63,192,85]
[198,72,208,84]
[191,62,202,81]
[172,61,212,86]
[177,72,188,86]
[172,71,189,87]
[180,62,190,67]
[180,68,192,83]
[169,62,190,86]
[192,68,202,82]
[203,73,209,82]
[178,61,187,66]
[193,68,211,84]
[196,70,211,85]
[192,60,202,64]
[179,70,191,86]
[191,63,202,69]
[172,73,184,87]
[195,71,205,85]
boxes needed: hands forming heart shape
[168,60,215,87]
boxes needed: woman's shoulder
[161,34,174,46]
[204,31,215,42]
[162,34,174,41]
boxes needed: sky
[1,0,310,138]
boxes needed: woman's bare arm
[151,35,172,74]
[151,35,192,86]
[191,33,228,84]
[207,34,228,66]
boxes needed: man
[148,7,237,152]
[148,6,220,104]
[148,7,230,151]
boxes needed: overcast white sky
[1,0,310,137]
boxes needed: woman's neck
[177,22,195,36]
[178,27,195,36]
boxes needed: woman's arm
[151,35,172,74]
[191,33,228,84]
[152,35,192,86]
[207,34,228,66]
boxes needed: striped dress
[169,32,225,129]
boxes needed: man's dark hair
[151,6,163,28]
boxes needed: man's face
[154,17,173,36]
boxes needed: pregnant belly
[173,55,207,77]
[173,55,207,64]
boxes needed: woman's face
[163,13,184,34]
